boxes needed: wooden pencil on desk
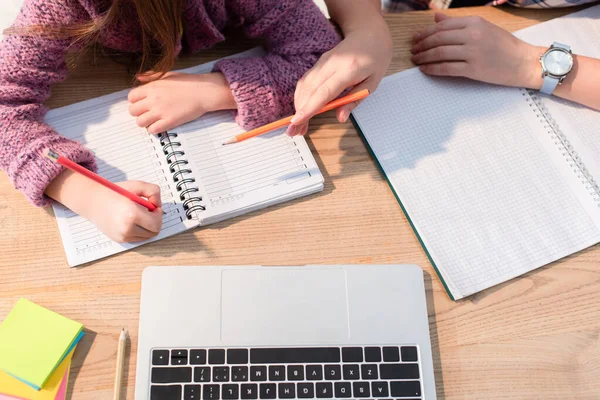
[113,328,127,400]
[223,89,370,145]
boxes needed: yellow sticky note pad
[0,349,73,400]
[0,299,83,389]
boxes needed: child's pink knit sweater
[0,0,340,206]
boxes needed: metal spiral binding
[159,132,206,219]
[522,89,600,207]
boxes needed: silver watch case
[539,45,574,84]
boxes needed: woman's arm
[411,13,600,110]
[287,0,393,136]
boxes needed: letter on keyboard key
[342,364,359,380]
[297,383,315,398]
[353,381,370,397]
[360,364,378,380]
[380,363,420,379]
[287,365,304,381]
[334,382,351,398]
[241,383,258,399]
[251,366,267,381]
[371,381,389,397]
[324,365,341,380]
[203,384,220,400]
[278,383,295,399]
[250,347,340,364]
[260,383,276,399]
[390,380,422,397]
[151,367,192,383]
[151,385,182,399]
[316,382,333,398]
[306,365,323,380]
[269,365,286,381]
[222,384,240,399]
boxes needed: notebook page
[352,69,600,299]
[46,91,195,266]
[515,5,600,201]
[173,114,323,224]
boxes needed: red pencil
[45,149,160,212]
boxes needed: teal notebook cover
[350,115,456,301]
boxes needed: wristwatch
[539,42,573,95]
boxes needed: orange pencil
[45,149,161,213]
[223,89,370,145]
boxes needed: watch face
[542,49,573,76]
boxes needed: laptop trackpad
[221,269,350,345]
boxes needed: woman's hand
[411,13,544,89]
[128,72,236,134]
[46,171,164,243]
[287,16,392,136]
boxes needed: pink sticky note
[0,395,25,400]
[53,368,69,400]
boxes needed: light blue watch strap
[540,75,559,95]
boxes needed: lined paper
[47,91,194,266]
[174,111,323,223]
[352,68,600,299]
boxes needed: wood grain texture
[0,6,598,400]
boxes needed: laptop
[135,265,437,399]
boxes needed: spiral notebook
[351,5,600,300]
[46,48,323,266]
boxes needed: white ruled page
[47,91,195,267]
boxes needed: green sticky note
[0,299,83,390]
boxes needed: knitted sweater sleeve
[213,0,341,130]
[0,0,96,207]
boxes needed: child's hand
[411,13,544,89]
[128,72,236,134]
[84,180,164,243]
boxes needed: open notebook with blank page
[46,48,323,266]
[351,5,600,300]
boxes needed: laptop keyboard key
[259,383,276,399]
[203,384,220,400]
[251,366,267,381]
[241,384,258,399]
[315,382,333,398]
[278,383,296,398]
[214,366,230,382]
[223,384,240,399]
[380,363,420,379]
[353,381,370,397]
[151,385,182,399]
[171,349,188,365]
[342,347,363,362]
[151,367,192,383]
[233,366,249,381]
[190,349,207,365]
[334,382,351,398]
[342,364,359,380]
[306,365,323,380]
[382,346,400,362]
[324,365,341,380]
[250,348,340,364]
[297,383,315,398]
[184,385,201,400]
[402,346,419,362]
[390,380,422,397]
[361,364,378,380]
[152,350,169,365]
[194,366,211,382]
[364,346,382,362]
[228,349,249,364]
[287,365,304,381]
[269,365,285,381]
[371,381,389,397]
[209,349,226,364]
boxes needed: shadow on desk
[67,329,97,400]
[424,272,447,400]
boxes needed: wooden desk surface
[0,6,598,400]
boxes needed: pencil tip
[222,138,236,145]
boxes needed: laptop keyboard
[149,346,423,399]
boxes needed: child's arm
[287,0,393,136]
[212,0,342,130]
[411,14,600,111]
